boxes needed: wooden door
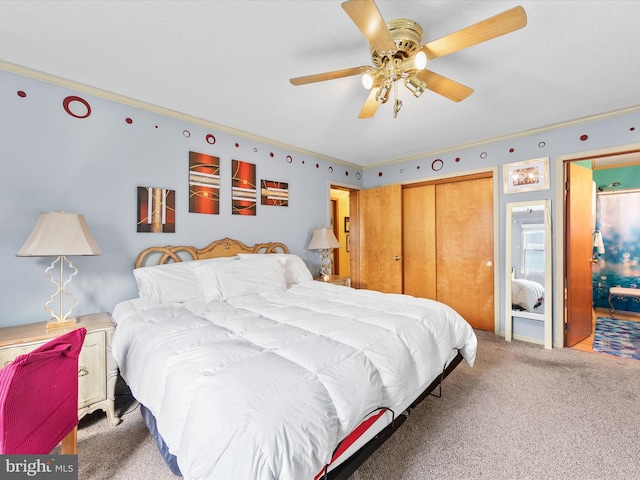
[436,177,494,330]
[403,185,436,298]
[565,162,594,346]
[357,184,403,293]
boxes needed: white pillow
[133,261,201,304]
[204,254,286,298]
[133,257,236,303]
[511,279,544,311]
[190,257,239,300]
[275,254,313,285]
[238,253,313,285]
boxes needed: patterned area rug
[593,317,640,361]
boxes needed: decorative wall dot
[455,157,461,162]
[62,96,91,119]
[417,165,421,169]
[631,127,636,132]
[580,134,589,141]
[302,160,305,164]
[253,147,258,152]
[431,159,444,171]
[509,148,515,153]
[328,166,333,173]
[235,143,240,148]
[270,152,274,158]
[356,172,361,180]
[286,155,293,163]
[125,117,133,124]
[538,141,546,148]
[17,90,26,98]
[378,172,383,177]
[400,168,404,174]
[183,130,191,138]
[155,125,159,129]
[316,163,320,168]
[480,152,487,159]
[206,134,216,144]
[345,171,349,176]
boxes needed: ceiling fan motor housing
[370,19,423,67]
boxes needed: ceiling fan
[290,0,527,118]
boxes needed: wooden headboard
[135,237,289,268]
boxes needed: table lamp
[17,211,102,330]
[307,227,341,278]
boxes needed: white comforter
[112,281,477,480]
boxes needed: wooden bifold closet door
[402,175,494,331]
[359,174,494,331]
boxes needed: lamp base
[46,317,77,331]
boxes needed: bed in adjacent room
[111,238,477,480]
[511,278,545,313]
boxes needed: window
[521,224,545,275]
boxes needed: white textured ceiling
[1,1,639,167]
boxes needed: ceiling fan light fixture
[404,75,427,97]
[414,50,427,70]
[376,81,392,103]
[361,72,374,90]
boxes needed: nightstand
[314,275,352,287]
[0,312,121,426]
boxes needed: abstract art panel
[232,159,256,215]
[189,151,220,214]
[260,179,289,206]
[137,186,175,233]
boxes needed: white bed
[511,278,545,313]
[111,238,477,480]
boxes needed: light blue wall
[3,66,640,345]
[0,69,363,327]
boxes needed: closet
[356,173,494,331]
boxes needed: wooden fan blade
[342,0,396,53]
[420,6,527,60]
[290,66,371,86]
[358,86,380,118]
[416,70,474,102]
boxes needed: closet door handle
[393,256,402,261]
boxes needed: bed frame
[134,237,288,268]
[325,352,463,480]
[131,237,465,479]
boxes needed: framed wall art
[137,186,175,233]
[189,151,220,214]
[260,179,289,206]
[503,157,550,194]
[232,159,256,215]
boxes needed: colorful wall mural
[593,189,640,313]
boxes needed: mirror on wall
[505,199,552,349]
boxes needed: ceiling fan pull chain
[393,81,402,118]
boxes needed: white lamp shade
[17,211,102,257]
[307,227,341,250]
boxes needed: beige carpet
[75,330,640,479]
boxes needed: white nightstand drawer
[78,330,107,408]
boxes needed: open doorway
[330,185,354,277]
[561,146,640,351]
